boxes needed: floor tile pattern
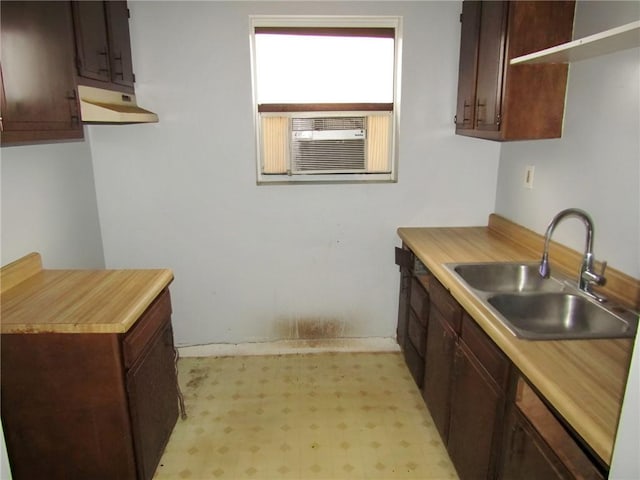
[154,352,457,479]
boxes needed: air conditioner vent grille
[292,139,365,171]
[292,117,365,131]
[291,116,366,173]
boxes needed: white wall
[89,1,500,346]
[0,136,104,268]
[494,2,640,477]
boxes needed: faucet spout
[538,208,607,299]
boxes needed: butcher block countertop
[1,252,173,334]
[398,214,639,467]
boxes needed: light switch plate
[524,165,535,189]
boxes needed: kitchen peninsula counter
[1,252,179,479]
[1,252,174,334]
[398,214,637,466]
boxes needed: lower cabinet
[0,288,179,480]
[422,279,460,442]
[500,376,606,480]
[394,246,607,480]
[502,408,571,480]
[448,314,509,480]
[425,275,508,480]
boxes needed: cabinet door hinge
[127,8,131,19]
[459,13,463,23]
[132,73,136,83]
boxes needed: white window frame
[249,15,403,185]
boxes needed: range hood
[78,85,159,124]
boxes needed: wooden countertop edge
[1,254,174,334]
[84,270,174,334]
[397,217,637,466]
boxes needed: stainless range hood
[78,85,159,124]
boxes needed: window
[250,16,402,184]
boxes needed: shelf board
[510,20,640,65]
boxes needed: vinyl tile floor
[154,352,458,480]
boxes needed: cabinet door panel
[448,342,504,480]
[455,0,481,129]
[422,307,456,442]
[72,1,111,82]
[127,320,179,480]
[475,0,507,131]
[410,277,430,324]
[501,409,570,480]
[408,309,427,356]
[105,1,135,88]
[404,337,425,389]
[0,1,83,143]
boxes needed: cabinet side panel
[395,245,413,350]
[0,333,136,479]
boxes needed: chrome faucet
[539,208,607,300]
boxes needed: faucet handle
[598,260,608,277]
[587,260,607,287]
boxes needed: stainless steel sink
[445,262,638,340]
[452,262,564,293]
[487,292,637,340]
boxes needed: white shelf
[510,20,640,65]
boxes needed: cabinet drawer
[460,313,509,391]
[410,277,429,325]
[429,277,461,333]
[123,289,172,369]
[408,309,427,357]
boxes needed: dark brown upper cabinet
[72,0,135,93]
[455,1,576,141]
[0,1,83,146]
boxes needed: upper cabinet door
[455,1,481,130]
[71,1,111,83]
[0,1,83,145]
[71,0,135,93]
[105,1,134,88]
[474,1,507,132]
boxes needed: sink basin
[444,261,638,340]
[451,262,564,293]
[487,293,637,340]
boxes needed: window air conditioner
[291,116,367,173]
[259,111,392,177]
